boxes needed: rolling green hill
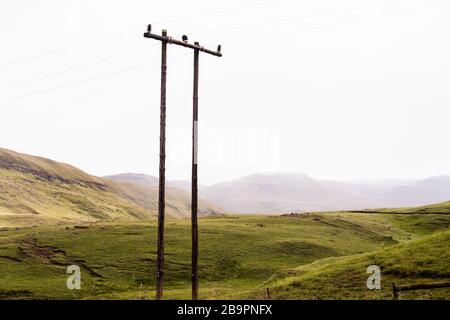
[0,206,448,299]
[0,149,448,299]
[0,148,221,227]
[245,230,450,300]
[360,200,450,214]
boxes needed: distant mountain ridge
[104,173,206,192]
[108,172,450,214]
[1,146,448,221]
[205,173,450,213]
[103,173,159,188]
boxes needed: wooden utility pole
[191,43,199,300]
[143,25,222,300]
[156,28,167,301]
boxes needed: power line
[2,0,447,101]
[0,0,433,90]
[0,1,282,90]
[0,0,400,89]
[224,0,450,46]
[0,0,279,70]
[0,53,189,103]
[0,25,147,70]
[1,44,157,91]
[191,0,404,36]
[223,18,362,46]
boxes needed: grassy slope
[0,167,151,227]
[342,200,450,238]
[0,148,221,226]
[0,211,448,299]
[351,200,450,214]
[245,230,450,300]
[238,201,450,299]
[383,200,450,214]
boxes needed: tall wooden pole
[191,43,199,300]
[156,29,168,300]
[143,25,221,300]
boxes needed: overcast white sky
[0,0,449,184]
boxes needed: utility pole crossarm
[143,25,222,57]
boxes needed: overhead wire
[1,0,448,102]
[223,0,450,46]
[0,0,419,90]
[0,0,281,70]
[0,53,189,103]
[0,44,158,90]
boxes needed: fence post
[392,283,399,300]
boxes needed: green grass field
[0,208,449,300]
[245,229,450,300]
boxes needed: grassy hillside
[0,211,448,299]
[359,200,450,214]
[245,230,450,300]
[0,148,221,227]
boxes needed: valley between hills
[0,147,449,299]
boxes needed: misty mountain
[201,173,365,213]
[103,173,159,188]
[378,176,450,207]
[203,173,450,213]
[108,172,450,214]
[105,173,207,193]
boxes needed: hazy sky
[1,0,449,184]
